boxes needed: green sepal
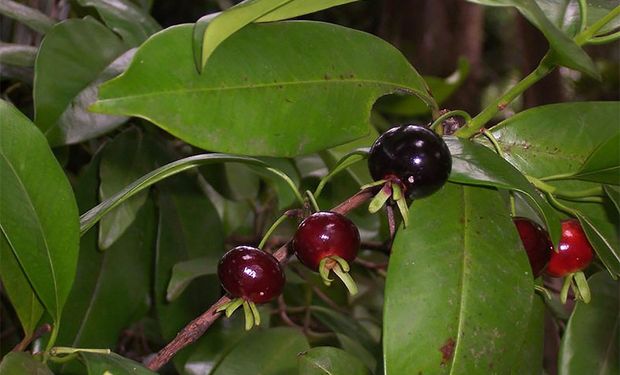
[369,184,391,213]
[573,271,591,303]
[560,274,573,304]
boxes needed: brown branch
[146,188,375,371]
[12,324,51,352]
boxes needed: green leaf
[155,174,225,342]
[211,327,309,375]
[56,155,156,355]
[488,102,620,178]
[34,17,127,146]
[573,132,620,184]
[91,22,435,157]
[311,306,379,357]
[80,153,299,236]
[375,57,470,116]
[79,352,157,375]
[194,0,293,71]
[0,100,79,325]
[335,334,377,373]
[559,272,619,375]
[166,256,218,302]
[0,234,43,337]
[539,0,620,36]
[0,352,53,375]
[384,184,533,374]
[98,128,156,249]
[0,0,55,34]
[604,185,620,213]
[511,295,545,374]
[194,0,358,70]
[75,0,160,47]
[298,346,371,375]
[447,137,562,246]
[465,0,598,77]
[0,42,37,67]
[55,50,134,146]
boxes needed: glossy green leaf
[384,184,533,374]
[511,295,545,374]
[298,346,371,375]
[75,0,160,47]
[0,0,54,34]
[211,327,309,375]
[488,102,620,178]
[559,272,619,375]
[538,0,620,36]
[98,128,156,249]
[604,185,620,213]
[465,0,598,77]
[0,100,79,325]
[155,174,225,343]
[80,153,299,236]
[447,137,562,245]
[311,306,379,356]
[56,49,134,146]
[91,22,435,157]
[34,17,127,146]
[79,352,157,375]
[0,352,53,375]
[166,256,218,302]
[194,0,357,70]
[0,43,37,67]
[0,234,43,337]
[573,132,620,184]
[56,155,155,354]
[376,57,470,116]
[335,334,377,373]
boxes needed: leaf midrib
[96,78,421,104]
[0,151,59,319]
[449,186,470,373]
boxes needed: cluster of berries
[214,123,595,329]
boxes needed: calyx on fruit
[545,219,594,304]
[216,246,285,330]
[366,124,452,226]
[292,211,360,295]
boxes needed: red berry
[292,211,360,270]
[546,219,594,277]
[368,124,452,199]
[513,217,553,277]
[217,246,285,304]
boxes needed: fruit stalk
[145,188,375,371]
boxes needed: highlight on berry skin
[216,246,285,330]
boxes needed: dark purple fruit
[368,124,452,199]
[513,217,553,277]
[217,246,285,304]
[292,211,360,270]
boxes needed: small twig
[354,258,388,270]
[12,323,51,352]
[146,188,375,370]
[386,204,396,243]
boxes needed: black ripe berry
[513,217,553,278]
[292,211,360,294]
[368,124,452,199]
[217,246,285,304]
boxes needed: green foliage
[559,272,619,374]
[90,22,434,156]
[0,100,79,336]
[384,184,533,373]
[1,0,619,374]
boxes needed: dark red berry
[368,124,452,199]
[546,219,594,277]
[292,211,360,270]
[217,246,285,304]
[513,217,553,277]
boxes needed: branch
[145,187,375,371]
